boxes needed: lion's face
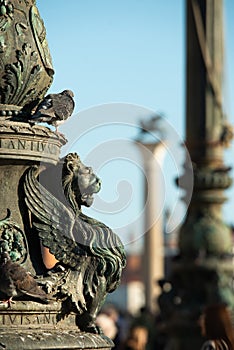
[76,161,101,207]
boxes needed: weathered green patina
[0,0,53,114]
[0,1,126,349]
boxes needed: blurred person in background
[96,304,128,350]
[124,325,149,350]
[200,304,234,350]
[123,307,155,350]
[96,312,118,341]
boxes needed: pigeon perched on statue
[29,90,75,132]
[0,252,49,307]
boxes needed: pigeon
[0,252,49,307]
[139,115,162,133]
[30,90,75,132]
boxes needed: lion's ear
[67,160,74,172]
[65,153,80,172]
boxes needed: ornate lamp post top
[0,0,54,115]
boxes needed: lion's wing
[24,167,86,268]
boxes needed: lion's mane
[61,153,126,292]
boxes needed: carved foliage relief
[0,209,28,264]
[0,0,54,109]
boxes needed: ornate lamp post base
[0,302,113,350]
[0,121,125,350]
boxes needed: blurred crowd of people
[96,303,234,350]
[96,305,167,350]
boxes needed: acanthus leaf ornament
[0,0,54,111]
[3,44,41,106]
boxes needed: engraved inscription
[0,313,56,326]
[18,139,26,149]
[0,138,58,155]
[8,140,16,149]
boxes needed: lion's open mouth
[81,193,94,207]
[80,176,101,205]
[81,193,93,201]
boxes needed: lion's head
[62,153,101,212]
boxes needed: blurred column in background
[160,1,234,349]
[136,117,166,313]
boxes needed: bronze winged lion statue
[24,153,126,333]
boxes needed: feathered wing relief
[24,166,84,268]
[23,154,126,333]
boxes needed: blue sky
[36,1,234,251]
